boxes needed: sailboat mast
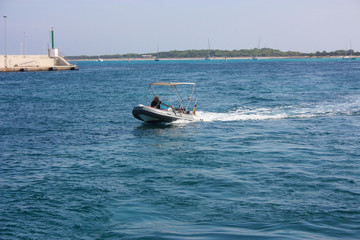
[208,38,211,58]
[256,38,261,57]
[155,44,160,61]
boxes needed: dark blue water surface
[1,59,360,239]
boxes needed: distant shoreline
[65,47,360,61]
[67,56,358,61]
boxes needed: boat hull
[132,105,197,123]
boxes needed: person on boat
[151,95,161,109]
[151,95,173,109]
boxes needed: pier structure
[0,55,78,72]
[0,27,78,72]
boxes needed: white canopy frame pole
[185,85,196,111]
[139,85,151,106]
[148,82,197,110]
[149,84,175,107]
[150,85,156,98]
[164,85,175,105]
[173,86,185,109]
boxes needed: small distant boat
[342,41,356,60]
[97,57,104,62]
[132,82,202,123]
[342,55,356,60]
[205,39,212,61]
[253,38,261,60]
[155,44,160,61]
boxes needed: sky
[0,0,359,56]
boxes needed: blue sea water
[1,58,360,239]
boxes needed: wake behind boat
[132,82,202,123]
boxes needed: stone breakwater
[0,55,78,72]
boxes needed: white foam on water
[166,95,360,124]
[196,95,360,122]
[197,109,290,122]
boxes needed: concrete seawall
[0,55,78,72]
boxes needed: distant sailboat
[253,38,261,60]
[155,44,160,61]
[342,41,356,60]
[205,39,212,61]
[97,56,104,62]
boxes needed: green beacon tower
[49,27,59,57]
